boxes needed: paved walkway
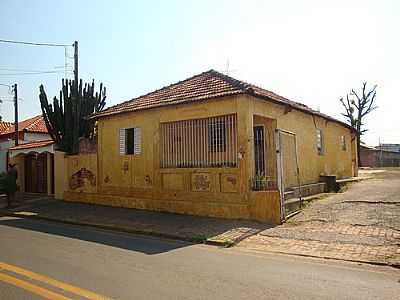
[238,169,400,267]
[0,193,268,246]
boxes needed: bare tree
[340,82,377,167]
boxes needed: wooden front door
[25,153,47,193]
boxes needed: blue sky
[0,0,398,145]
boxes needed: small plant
[253,172,267,191]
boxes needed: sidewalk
[0,194,268,247]
[237,170,400,267]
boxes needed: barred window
[161,114,237,168]
[208,119,226,152]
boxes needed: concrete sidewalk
[0,194,268,247]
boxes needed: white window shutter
[134,127,141,154]
[119,128,126,155]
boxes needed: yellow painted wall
[61,93,356,224]
[66,153,97,193]
[54,151,67,199]
[248,96,355,185]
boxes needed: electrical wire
[0,67,70,72]
[0,38,71,47]
[0,70,72,76]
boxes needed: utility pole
[13,84,18,146]
[73,41,79,86]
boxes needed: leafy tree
[340,82,377,166]
[39,79,106,154]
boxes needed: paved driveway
[238,169,400,266]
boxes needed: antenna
[224,59,237,76]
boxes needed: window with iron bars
[160,114,237,168]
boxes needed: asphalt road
[0,216,399,300]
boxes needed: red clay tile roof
[9,139,54,151]
[92,69,353,130]
[0,115,48,135]
[0,121,13,134]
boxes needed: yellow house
[58,70,357,224]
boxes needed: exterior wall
[62,95,281,223]
[54,151,68,199]
[61,94,355,224]
[360,147,400,167]
[248,96,356,185]
[24,132,51,142]
[360,148,377,167]
[67,153,97,193]
[0,140,15,174]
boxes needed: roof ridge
[103,69,220,113]
[208,69,253,92]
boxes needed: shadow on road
[0,216,192,255]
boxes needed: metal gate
[276,129,302,220]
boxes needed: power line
[0,38,71,47]
[0,70,72,76]
[0,67,71,72]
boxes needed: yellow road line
[0,262,112,300]
[0,272,71,300]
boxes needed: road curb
[0,210,231,247]
[238,248,400,269]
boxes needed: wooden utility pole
[13,83,18,146]
[73,41,78,85]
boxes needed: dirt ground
[238,169,400,266]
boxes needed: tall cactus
[39,79,106,154]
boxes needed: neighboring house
[360,144,400,167]
[58,70,358,224]
[375,143,400,153]
[1,115,55,194]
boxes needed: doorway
[25,153,48,193]
[254,125,266,176]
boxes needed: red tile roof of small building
[0,121,13,134]
[9,139,54,151]
[91,69,353,130]
[0,115,48,135]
